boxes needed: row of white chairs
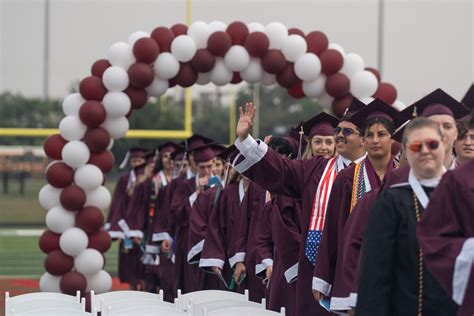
[5,289,285,316]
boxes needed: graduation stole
[349,159,372,213]
[305,157,338,265]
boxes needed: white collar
[337,152,367,170]
[449,157,456,170]
[187,168,194,180]
[158,170,168,187]
[238,179,245,203]
[409,169,444,208]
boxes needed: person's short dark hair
[363,117,395,136]
[469,110,474,130]
[457,121,468,140]
[401,117,443,146]
[268,137,294,157]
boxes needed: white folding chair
[89,289,164,314]
[5,291,84,316]
[204,306,285,316]
[13,308,93,316]
[103,297,177,316]
[176,289,249,310]
[189,298,266,316]
[107,305,187,316]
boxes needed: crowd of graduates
[105,85,474,316]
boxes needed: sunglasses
[334,127,360,137]
[408,139,440,153]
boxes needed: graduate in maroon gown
[170,140,217,293]
[313,99,401,313]
[233,101,367,316]
[356,117,458,315]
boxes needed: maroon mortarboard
[170,146,186,161]
[211,144,227,158]
[409,88,469,119]
[341,98,366,120]
[302,112,340,138]
[348,98,401,129]
[461,84,474,109]
[217,145,238,162]
[192,143,217,163]
[391,120,410,143]
[119,147,147,169]
[157,142,179,154]
[144,151,156,164]
[289,121,304,140]
[185,134,215,152]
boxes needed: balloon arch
[37,21,403,295]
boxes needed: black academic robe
[418,159,474,316]
[356,184,458,316]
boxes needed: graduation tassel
[119,150,130,169]
[222,158,231,187]
[297,125,304,160]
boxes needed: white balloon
[86,270,112,294]
[128,31,150,46]
[360,97,375,105]
[59,116,87,141]
[60,227,88,256]
[210,58,233,86]
[62,93,85,116]
[281,35,307,62]
[318,92,335,109]
[38,184,62,210]
[45,206,75,234]
[265,22,288,49]
[146,76,169,97]
[340,53,365,79]
[39,272,61,293]
[247,22,265,33]
[102,92,131,118]
[107,42,135,69]
[328,43,346,56]
[171,35,197,62]
[224,45,250,72]
[85,186,111,210]
[154,52,180,79]
[101,116,129,139]
[187,21,211,49]
[102,66,129,92]
[209,21,227,33]
[294,53,321,81]
[261,72,276,86]
[350,71,378,98]
[75,164,103,191]
[196,72,212,85]
[240,58,263,83]
[75,249,104,275]
[302,75,327,98]
[61,141,90,169]
[392,100,406,111]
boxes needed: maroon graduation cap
[302,112,340,138]
[348,98,401,129]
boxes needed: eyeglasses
[334,127,360,137]
[408,139,440,153]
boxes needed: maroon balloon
[170,23,188,36]
[244,32,270,58]
[332,95,354,118]
[60,185,86,211]
[320,49,344,75]
[79,76,107,101]
[88,228,112,252]
[83,127,110,153]
[231,72,242,84]
[262,49,287,74]
[46,162,74,188]
[43,134,67,160]
[175,63,198,88]
[88,150,114,173]
[60,271,87,295]
[288,27,305,37]
[124,86,148,109]
[373,82,397,105]
[168,78,177,88]
[207,31,232,57]
[44,250,74,276]
[288,81,305,99]
[76,206,104,234]
[39,230,61,254]
[365,67,381,83]
[133,37,160,63]
[226,21,249,45]
[151,26,175,52]
[128,62,155,89]
[91,59,111,78]
[325,73,350,98]
[276,63,298,88]
[191,49,216,73]
[306,31,329,55]
[79,101,107,128]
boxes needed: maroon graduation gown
[236,146,330,315]
[417,159,474,316]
